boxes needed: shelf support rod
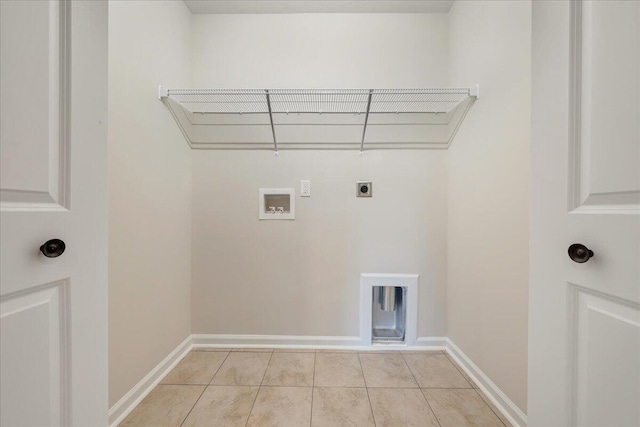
[360,89,373,156]
[265,89,278,156]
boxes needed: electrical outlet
[301,180,311,197]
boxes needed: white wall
[192,150,447,337]
[447,0,531,413]
[108,1,192,406]
[190,13,449,88]
[189,14,450,338]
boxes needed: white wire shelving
[159,86,478,153]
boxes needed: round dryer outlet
[357,181,372,197]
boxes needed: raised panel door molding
[568,0,640,214]
[0,281,70,426]
[0,0,70,211]
[567,283,640,427]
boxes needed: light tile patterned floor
[119,349,511,427]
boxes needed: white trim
[413,336,447,350]
[360,273,419,346]
[446,338,528,427]
[108,336,193,427]
[193,333,362,348]
[191,334,446,351]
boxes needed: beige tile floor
[119,349,511,427]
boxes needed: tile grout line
[179,350,232,427]
[473,388,509,427]
[309,352,316,427]
[244,348,274,427]
[421,390,443,427]
[160,385,483,390]
[420,387,492,390]
[400,352,443,427]
[207,350,234,385]
[420,387,476,390]
[356,353,368,389]
[357,353,377,427]
[163,384,262,387]
[313,385,375,389]
[440,352,507,425]
[398,352,420,388]
[443,352,474,389]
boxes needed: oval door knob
[40,239,66,258]
[568,243,593,263]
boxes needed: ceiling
[183,1,455,14]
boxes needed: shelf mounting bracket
[470,84,480,98]
[158,85,168,100]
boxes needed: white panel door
[0,1,108,426]
[530,1,640,426]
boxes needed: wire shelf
[159,86,479,151]
[165,88,473,114]
[167,89,268,113]
[270,89,371,114]
[369,89,470,113]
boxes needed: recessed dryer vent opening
[360,274,418,347]
[372,286,406,343]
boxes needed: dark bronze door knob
[568,243,593,263]
[40,239,66,258]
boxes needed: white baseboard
[414,336,448,350]
[192,333,363,348]
[445,338,527,427]
[192,333,448,351]
[108,336,193,427]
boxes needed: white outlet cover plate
[301,180,311,197]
